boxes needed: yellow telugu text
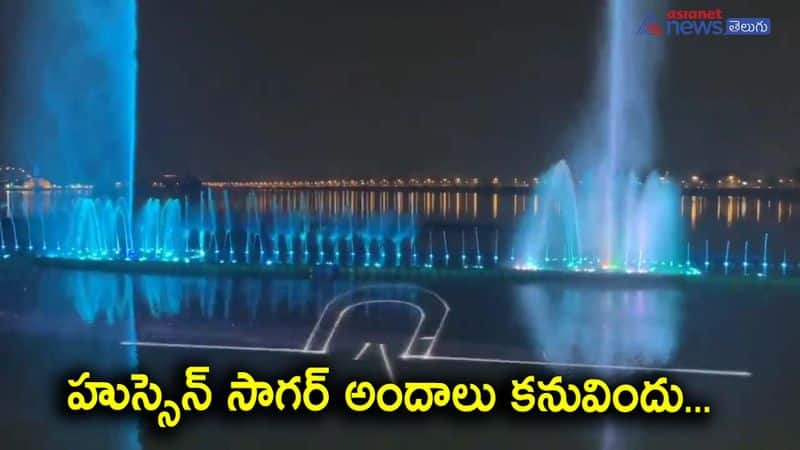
[66,367,706,426]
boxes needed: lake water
[0,189,798,449]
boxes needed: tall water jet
[514,0,679,273]
[598,0,664,264]
[5,1,137,219]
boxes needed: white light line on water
[403,354,752,378]
[120,340,751,378]
[353,342,372,360]
[378,343,396,382]
[120,340,323,354]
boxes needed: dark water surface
[0,265,797,449]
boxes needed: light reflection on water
[14,269,685,368]
[41,271,324,325]
[24,269,687,375]
[514,285,683,368]
[2,270,144,450]
[4,190,797,226]
[2,267,794,449]
[32,271,434,350]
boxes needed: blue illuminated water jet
[513,0,680,274]
[22,191,423,267]
[6,0,137,218]
[0,0,790,279]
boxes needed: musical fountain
[0,0,794,282]
[5,0,137,217]
[512,0,689,275]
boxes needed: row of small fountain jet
[0,189,794,277]
[8,190,423,268]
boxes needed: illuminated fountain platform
[6,255,794,292]
[0,189,794,282]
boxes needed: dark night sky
[1,0,799,179]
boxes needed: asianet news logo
[638,9,771,36]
